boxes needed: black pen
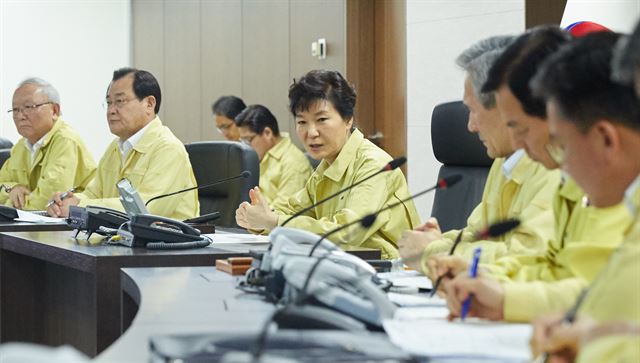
[429,228,464,297]
[45,187,76,208]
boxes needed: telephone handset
[0,205,18,221]
[117,214,211,249]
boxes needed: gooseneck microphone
[307,174,463,257]
[281,156,407,227]
[144,170,252,207]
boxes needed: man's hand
[8,185,31,209]
[46,191,79,217]
[398,224,445,271]
[415,217,442,234]
[426,255,469,293]
[235,187,277,231]
[443,271,505,321]
[531,315,597,363]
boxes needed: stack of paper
[383,318,532,362]
[15,210,66,224]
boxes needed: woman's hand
[235,187,278,230]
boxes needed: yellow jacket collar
[558,176,584,203]
[38,117,65,149]
[318,129,363,183]
[624,173,640,217]
[131,116,163,154]
[265,132,291,162]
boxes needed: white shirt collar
[624,174,640,217]
[502,149,525,179]
[24,133,48,163]
[118,121,152,162]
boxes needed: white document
[204,233,270,244]
[383,318,532,362]
[378,269,433,290]
[15,210,66,224]
[394,306,450,320]
[387,292,447,307]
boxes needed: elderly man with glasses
[47,68,199,220]
[1,78,96,210]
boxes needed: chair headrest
[185,141,258,198]
[431,101,493,167]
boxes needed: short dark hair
[531,32,640,132]
[288,70,356,121]
[112,67,162,114]
[234,104,280,136]
[482,26,571,118]
[612,20,640,85]
[212,96,246,119]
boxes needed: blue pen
[460,247,482,321]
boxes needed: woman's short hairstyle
[234,104,280,136]
[288,70,356,121]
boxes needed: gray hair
[612,21,640,85]
[17,77,61,104]
[456,35,515,108]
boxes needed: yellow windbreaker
[0,118,96,210]
[75,117,199,220]
[260,133,312,211]
[575,175,640,363]
[274,129,421,259]
[419,151,560,268]
[495,178,633,322]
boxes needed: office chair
[430,101,493,231]
[185,141,259,228]
[0,137,12,150]
[0,149,11,169]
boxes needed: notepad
[15,210,66,224]
[383,318,532,361]
[204,233,270,244]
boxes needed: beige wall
[132,0,347,145]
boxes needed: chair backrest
[185,141,259,227]
[0,138,13,150]
[430,101,493,231]
[0,149,10,169]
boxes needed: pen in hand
[429,228,465,297]
[460,247,482,321]
[46,187,76,208]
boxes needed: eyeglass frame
[7,102,53,116]
[239,133,258,145]
[102,97,134,110]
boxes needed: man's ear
[51,103,61,119]
[592,120,621,158]
[263,127,273,138]
[145,96,157,113]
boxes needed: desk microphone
[281,156,407,227]
[307,174,463,257]
[144,170,252,207]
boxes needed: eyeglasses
[545,137,565,165]
[103,98,132,109]
[240,134,257,145]
[216,123,234,134]
[7,102,53,116]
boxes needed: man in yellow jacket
[398,35,560,268]
[234,104,312,211]
[430,27,633,324]
[1,78,96,210]
[529,30,640,363]
[47,68,198,220]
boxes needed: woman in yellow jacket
[235,70,420,259]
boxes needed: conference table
[0,224,380,357]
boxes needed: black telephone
[117,214,211,249]
[0,205,18,221]
[67,205,130,238]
